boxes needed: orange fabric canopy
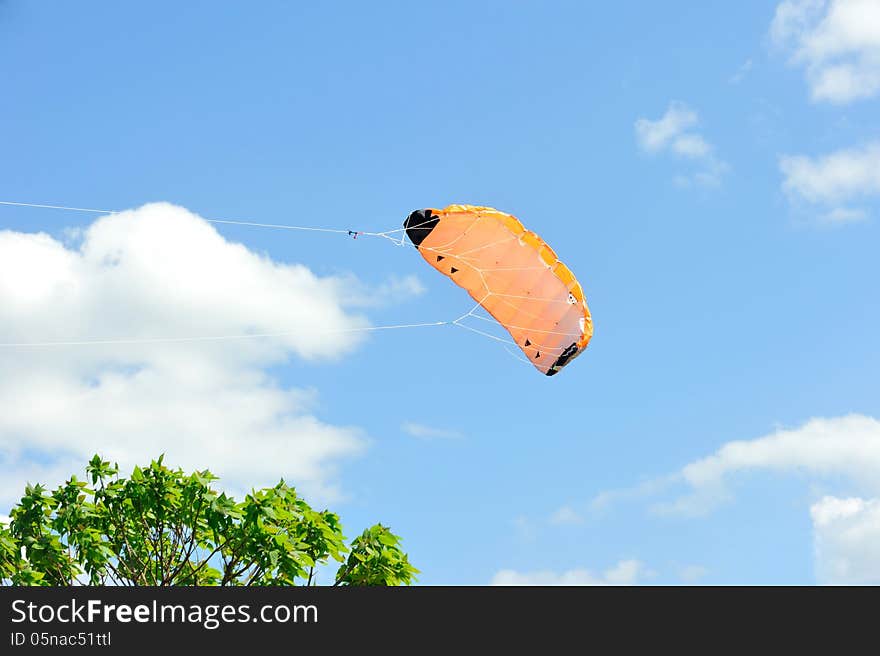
[404,205,592,376]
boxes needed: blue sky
[1,1,879,584]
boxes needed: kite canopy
[404,205,592,376]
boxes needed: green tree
[2,455,417,587]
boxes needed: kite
[404,205,592,376]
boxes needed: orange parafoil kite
[404,205,592,376]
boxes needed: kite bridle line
[0,199,548,357]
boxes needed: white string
[450,294,491,324]
[466,307,577,338]
[0,200,387,238]
[503,345,534,365]
[487,292,570,304]
[0,201,114,214]
[452,322,517,346]
[0,321,450,348]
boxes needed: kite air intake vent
[404,209,440,247]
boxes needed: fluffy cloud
[811,496,880,583]
[771,0,880,104]
[491,559,647,586]
[400,422,462,440]
[779,142,880,222]
[635,102,727,187]
[656,415,880,516]
[643,415,880,583]
[0,202,414,507]
[635,102,702,154]
[589,415,880,582]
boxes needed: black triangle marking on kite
[436,255,445,262]
[450,267,459,274]
[535,352,541,359]
[524,339,531,347]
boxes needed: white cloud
[491,559,647,586]
[771,0,880,103]
[0,202,412,508]
[780,142,880,203]
[656,415,880,516]
[650,415,880,584]
[811,496,880,583]
[635,102,728,187]
[780,142,880,223]
[548,505,583,525]
[590,414,880,583]
[671,133,712,158]
[635,102,700,153]
[400,422,461,440]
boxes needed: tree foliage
[1,455,417,587]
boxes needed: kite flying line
[0,322,450,348]
[0,200,411,245]
[0,200,520,351]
